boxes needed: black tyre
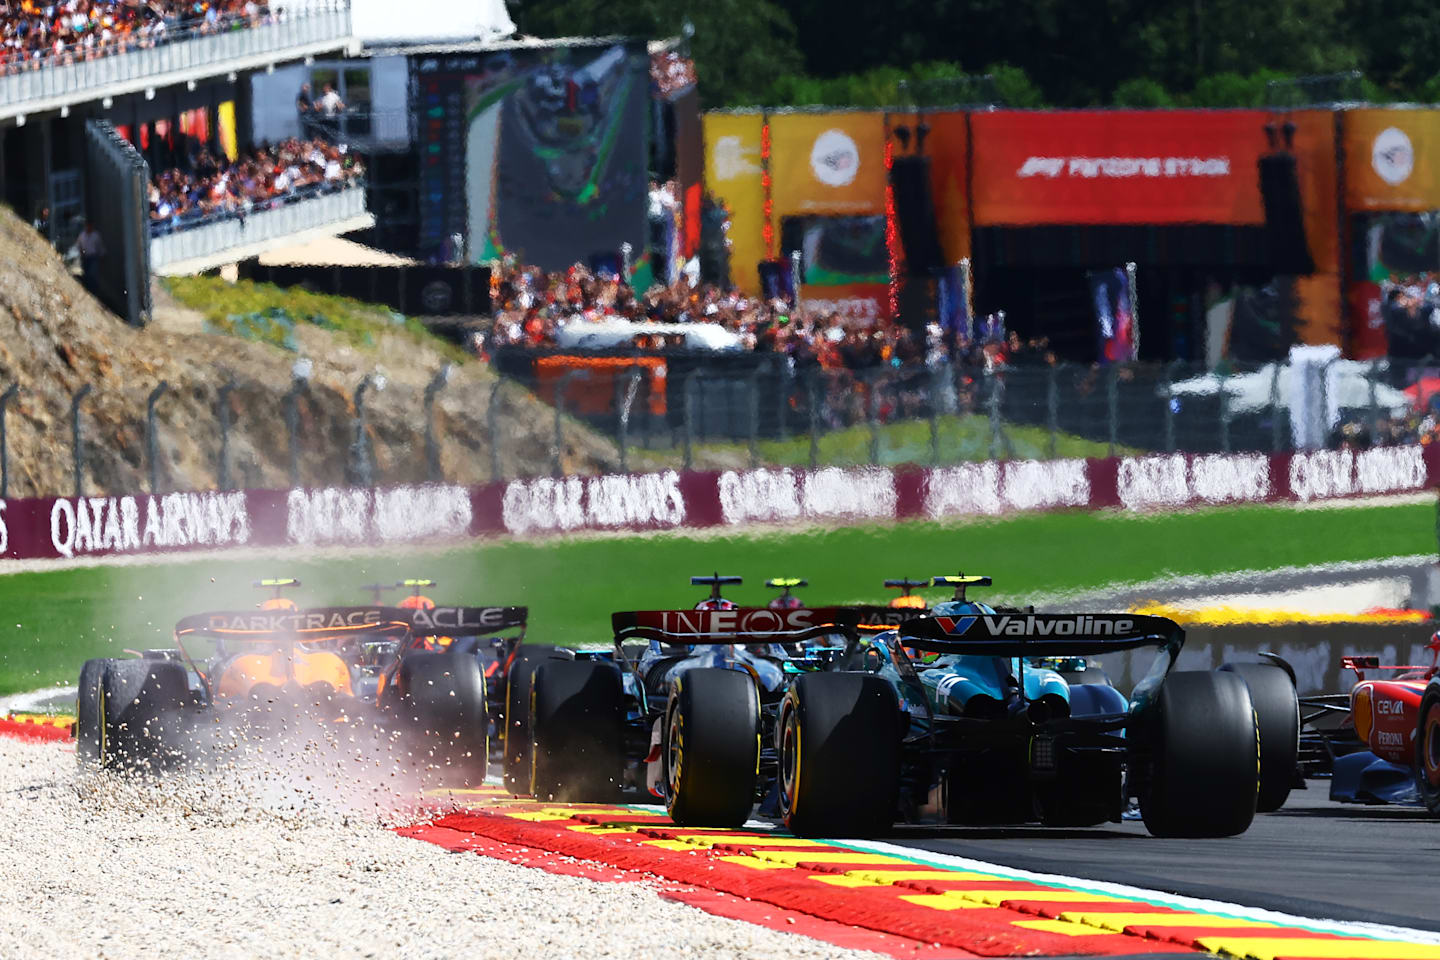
[503,646,568,794]
[530,660,623,803]
[396,651,488,786]
[101,658,189,769]
[778,673,901,837]
[665,668,760,828]
[76,658,114,766]
[1135,670,1258,838]
[1219,661,1300,812]
[1415,685,1440,815]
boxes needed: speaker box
[889,155,946,276]
[1258,153,1315,275]
[757,259,793,301]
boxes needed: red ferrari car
[1301,636,1440,812]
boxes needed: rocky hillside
[0,207,628,499]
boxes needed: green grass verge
[689,414,1131,468]
[0,499,1430,696]
[163,276,470,364]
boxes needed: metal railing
[0,4,351,113]
[149,181,368,271]
[3,356,1435,498]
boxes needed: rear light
[1352,685,1373,742]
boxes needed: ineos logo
[810,129,860,187]
[659,608,817,635]
[1373,127,1414,186]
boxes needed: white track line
[0,685,75,713]
[839,837,1440,945]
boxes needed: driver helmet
[259,597,298,611]
[768,594,805,610]
[913,599,996,664]
[694,598,738,611]
[931,599,997,618]
[398,595,436,611]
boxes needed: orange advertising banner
[970,110,1269,225]
[1343,108,1440,212]
[769,111,888,220]
[702,112,767,294]
[923,110,971,264]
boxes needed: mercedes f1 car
[513,574,895,823]
[76,598,526,786]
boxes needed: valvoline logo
[934,615,977,635]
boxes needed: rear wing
[612,607,865,645]
[897,612,1184,658]
[175,605,527,640]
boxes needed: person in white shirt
[318,84,345,117]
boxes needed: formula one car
[76,600,525,785]
[1295,638,1440,812]
[767,575,1270,838]
[515,574,888,822]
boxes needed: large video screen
[412,43,651,269]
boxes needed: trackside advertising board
[969,110,1269,226]
[0,446,1434,562]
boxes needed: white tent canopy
[349,0,516,45]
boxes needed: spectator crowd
[0,0,276,74]
[149,136,364,235]
[483,256,1054,373]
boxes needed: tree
[1112,77,1173,108]
[514,0,802,108]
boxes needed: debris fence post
[748,363,766,469]
[551,370,586,478]
[1046,364,1059,460]
[283,366,309,488]
[487,380,503,482]
[807,371,820,471]
[1106,364,1119,458]
[216,380,237,490]
[682,370,698,471]
[70,383,92,499]
[1218,369,1231,453]
[423,364,451,484]
[0,384,17,499]
[1269,363,1284,452]
[146,381,169,494]
[350,374,380,489]
[618,367,642,473]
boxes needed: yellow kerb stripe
[1011,920,1113,936]
[1061,911,1278,932]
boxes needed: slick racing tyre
[665,668,760,828]
[530,660,623,803]
[396,651,488,786]
[76,658,115,766]
[100,658,189,770]
[1415,685,1440,815]
[503,646,569,794]
[1219,661,1300,812]
[1136,670,1258,838]
[778,673,900,838]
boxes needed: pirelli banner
[702,112,768,295]
[969,110,1270,226]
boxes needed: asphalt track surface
[886,789,1440,935]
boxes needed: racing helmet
[694,597,739,611]
[930,599,997,617]
[259,597,299,611]
[398,594,436,611]
[765,577,807,611]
